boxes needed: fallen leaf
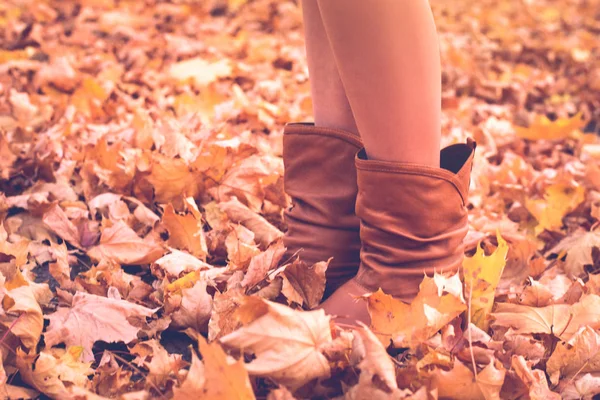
[547,326,600,385]
[161,203,208,260]
[219,197,283,247]
[546,229,600,277]
[87,220,165,265]
[170,280,213,332]
[431,358,506,400]
[516,112,585,141]
[220,296,332,390]
[241,241,286,289]
[463,231,509,330]
[16,346,93,398]
[367,273,466,347]
[169,57,232,86]
[512,355,561,400]
[44,288,158,361]
[281,258,328,309]
[525,181,585,234]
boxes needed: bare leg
[301,0,359,135]
[316,0,441,166]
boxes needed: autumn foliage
[1,0,600,398]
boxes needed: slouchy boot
[282,123,363,298]
[322,139,476,323]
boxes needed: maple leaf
[161,203,208,260]
[44,288,158,361]
[492,294,600,340]
[345,324,415,399]
[173,335,255,400]
[241,241,286,289]
[169,280,213,332]
[367,272,466,348]
[431,358,506,400]
[525,181,585,235]
[515,112,585,141]
[547,326,600,385]
[463,231,509,330]
[153,249,213,277]
[280,258,328,309]
[146,154,201,205]
[559,373,600,400]
[1,271,46,349]
[16,346,93,398]
[130,340,185,388]
[547,229,600,277]
[0,221,31,267]
[220,296,332,390]
[87,220,165,265]
[208,288,246,341]
[512,355,561,400]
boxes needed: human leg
[316,0,476,324]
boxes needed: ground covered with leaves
[1,0,600,398]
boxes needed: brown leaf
[219,197,283,247]
[16,347,93,398]
[367,273,466,347]
[173,335,255,400]
[431,358,506,400]
[44,288,158,361]
[220,296,332,390]
[42,203,83,249]
[170,280,213,332]
[281,258,328,309]
[87,220,165,265]
[161,203,208,260]
[512,355,561,400]
[547,326,600,385]
[241,241,286,289]
[492,294,600,340]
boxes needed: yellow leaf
[525,181,585,234]
[165,270,201,295]
[367,272,466,348]
[515,112,585,141]
[463,231,509,330]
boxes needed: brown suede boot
[282,123,363,298]
[321,139,476,324]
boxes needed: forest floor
[1,0,600,398]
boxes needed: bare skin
[314,0,441,167]
[301,1,359,136]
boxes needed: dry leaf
[87,220,165,265]
[367,273,466,347]
[44,289,158,361]
[463,231,509,330]
[547,326,600,385]
[219,197,283,247]
[431,358,506,400]
[220,296,332,389]
[241,241,286,289]
[280,258,328,309]
[16,346,93,398]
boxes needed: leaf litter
[1,0,600,398]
